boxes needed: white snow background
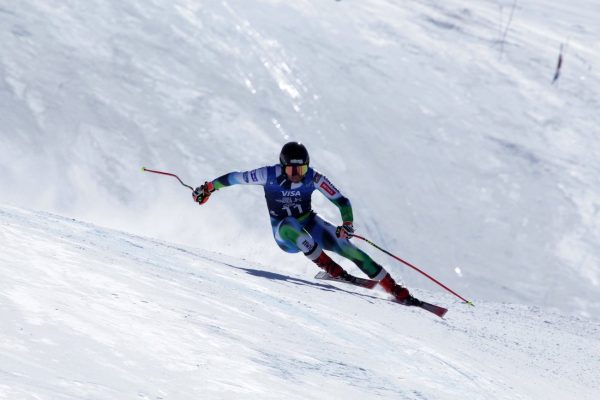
[1,0,600,399]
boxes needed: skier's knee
[277,217,303,241]
[276,240,301,254]
[276,217,315,254]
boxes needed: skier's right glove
[336,221,355,239]
[193,181,215,205]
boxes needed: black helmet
[279,142,309,166]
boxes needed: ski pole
[141,167,194,191]
[351,233,474,306]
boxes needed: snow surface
[1,0,600,397]
[1,205,599,399]
[1,0,599,319]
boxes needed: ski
[420,301,448,318]
[314,270,378,289]
[314,271,448,318]
[394,296,448,318]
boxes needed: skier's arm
[211,167,268,189]
[314,172,353,223]
[193,167,268,204]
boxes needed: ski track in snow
[1,206,599,399]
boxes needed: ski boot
[311,251,351,280]
[378,273,413,304]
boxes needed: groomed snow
[1,206,599,399]
[1,0,599,319]
[1,0,600,397]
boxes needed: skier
[192,142,412,303]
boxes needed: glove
[336,221,355,239]
[193,181,215,205]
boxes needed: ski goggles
[284,164,308,177]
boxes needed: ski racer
[192,142,412,303]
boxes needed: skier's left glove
[193,181,215,205]
[336,221,355,239]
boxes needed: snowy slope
[1,1,599,317]
[1,205,599,400]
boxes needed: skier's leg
[273,216,314,253]
[305,214,382,277]
[271,217,302,254]
[305,214,410,301]
[272,216,346,277]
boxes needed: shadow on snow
[223,263,380,303]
